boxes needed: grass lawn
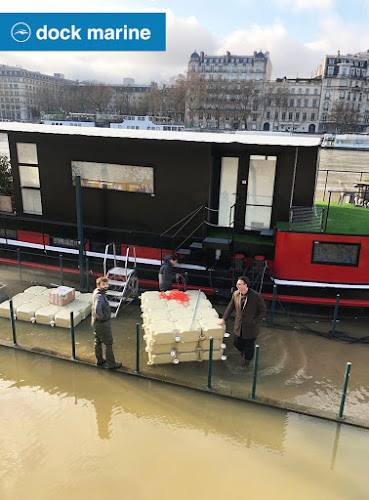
[317,202,369,234]
[276,202,369,234]
[211,202,369,239]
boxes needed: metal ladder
[103,243,138,318]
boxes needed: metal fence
[0,281,365,426]
[316,170,369,202]
[289,205,325,232]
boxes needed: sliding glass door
[218,156,239,227]
[244,155,276,231]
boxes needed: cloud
[274,0,335,11]
[0,7,216,84]
[304,15,369,56]
[217,23,324,78]
[1,1,369,85]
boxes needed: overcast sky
[1,0,369,84]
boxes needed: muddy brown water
[1,265,369,427]
[317,149,369,202]
[1,347,369,500]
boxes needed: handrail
[124,246,129,278]
[171,206,204,239]
[103,242,117,276]
[229,203,236,229]
[124,245,137,276]
[174,222,204,253]
[160,205,205,237]
[189,289,201,331]
[0,212,160,239]
[159,202,242,259]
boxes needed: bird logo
[11,22,31,43]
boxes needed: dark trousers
[94,323,116,366]
[233,335,257,361]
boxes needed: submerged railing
[2,277,364,427]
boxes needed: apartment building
[0,64,77,122]
[315,50,369,132]
[188,50,272,82]
[186,50,271,130]
[262,77,322,133]
[187,49,369,133]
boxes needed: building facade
[186,51,272,130]
[188,50,272,82]
[0,64,77,122]
[262,77,322,133]
[111,80,152,115]
[315,50,369,133]
[187,49,369,133]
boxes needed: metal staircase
[103,243,138,318]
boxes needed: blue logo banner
[0,13,166,51]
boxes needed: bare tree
[167,74,187,123]
[232,80,259,130]
[144,83,169,116]
[79,84,114,113]
[263,81,290,128]
[114,87,134,115]
[184,71,207,126]
[34,83,68,115]
[62,86,85,113]
[206,78,229,129]
[328,101,362,133]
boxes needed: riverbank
[1,264,369,429]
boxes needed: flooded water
[317,149,369,202]
[1,265,369,427]
[1,347,369,500]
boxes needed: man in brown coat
[218,276,266,366]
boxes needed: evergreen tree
[0,155,13,195]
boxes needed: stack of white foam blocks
[140,290,227,365]
[0,285,93,328]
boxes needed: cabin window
[16,142,42,215]
[245,155,277,231]
[21,188,42,215]
[311,241,360,267]
[16,142,38,164]
[50,237,79,248]
[71,161,154,194]
[19,165,40,188]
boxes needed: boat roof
[0,122,322,148]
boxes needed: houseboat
[0,123,368,308]
[42,115,185,132]
[322,133,369,150]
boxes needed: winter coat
[158,255,176,292]
[91,288,111,333]
[222,288,266,339]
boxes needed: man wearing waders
[158,254,179,292]
[218,276,266,367]
[92,277,122,369]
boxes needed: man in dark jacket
[158,254,179,292]
[218,276,266,366]
[91,277,122,369]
